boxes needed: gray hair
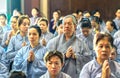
[62,15,77,25]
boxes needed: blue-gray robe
[40,32,54,46]
[1,33,29,69]
[113,30,120,39]
[0,62,8,78]
[114,37,120,62]
[113,18,120,30]
[77,32,94,57]
[12,44,47,78]
[79,58,120,78]
[46,34,92,78]
[0,46,5,61]
[40,71,71,78]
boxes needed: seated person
[109,45,117,61]
[12,25,47,78]
[54,19,64,36]
[40,50,71,78]
[37,17,54,46]
[79,32,120,78]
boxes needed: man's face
[63,17,76,36]
[46,56,63,76]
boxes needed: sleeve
[6,37,18,61]
[0,27,3,45]
[76,41,92,63]
[32,48,47,70]
[46,38,57,51]
[12,48,28,71]
[79,63,91,78]
[76,41,92,73]
[1,32,9,48]
[0,62,9,78]
[0,46,5,57]
[113,38,120,54]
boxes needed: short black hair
[29,25,41,37]
[44,50,64,64]
[81,18,92,28]
[9,71,26,78]
[38,18,48,26]
[57,20,63,27]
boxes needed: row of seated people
[0,8,120,78]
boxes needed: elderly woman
[40,50,71,78]
[79,32,120,78]
[12,25,47,78]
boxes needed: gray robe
[40,71,71,78]
[47,34,92,78]
[79,58,120,78]
[40,32,54,46]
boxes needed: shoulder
[48,35,61,43]
[75,36,87,45]
[83,60,95,67]
[17,45,29,53]
[114,30,120,38]
[81,60,96,72]
[61,72,72,78]
[112,61,120,67]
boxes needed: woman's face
[28,28,40,45]
[46,56,63,77]
[81,27,91,37]
[0,16,6,24]
[57,24,63,35]
[116,9,120,18]
[94,12,100,18]
[11,17,18,30]
[38,21,48,33]
[31,8,38,17]
[19,18,30,33]
[109,47,117,60]
[106,21,113,32]
[53,12,59,21]
[95,37,112,61]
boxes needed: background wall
[7,0,120,21]
[0,0,7,13]
[48,0,120,21]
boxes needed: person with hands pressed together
[1,16,19,51]
[1,15,30,71]
[47,15,91,78]
[65,46,76,59]
[37,18,54,46]
[12,25,47,78]
[79,32,120,78]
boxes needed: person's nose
[51,63,56,68]
[102,47,107,51]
